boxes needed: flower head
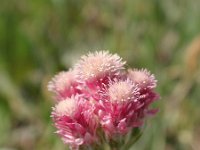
[48,70,80,100]
[108,79,138,103]
[127,69,159,117]
[52,96,98,149]
[74,51,126,90]
[96,80,142,137]
[127,69,157,90]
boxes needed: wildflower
[48,51,159,149]
[51,96,98,149]
[48,70,80,100]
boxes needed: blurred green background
[0,0,200,149]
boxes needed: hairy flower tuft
[54,98,76,117]
[52,96,98,149]
[48,70,80,100]
[108,79,138,103]
[128,69,157,89]
[75,51,126,84]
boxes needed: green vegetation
[0,0,200,149]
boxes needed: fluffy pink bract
[48,70,81,100]
[74,51,126,90]
[51,96,98,149]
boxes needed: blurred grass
[0,0,200,149]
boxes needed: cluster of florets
[48,51,159,150]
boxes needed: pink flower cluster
[48,51,159,149]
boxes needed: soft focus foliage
[0,0,200,150]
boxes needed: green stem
[122,129,143,150]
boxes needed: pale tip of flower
[55,97,77,116]
[108,79,138,103]
[128,69,157,89]
[48,70,74,92]
[75,51,126,82]
[48,70,78,98]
